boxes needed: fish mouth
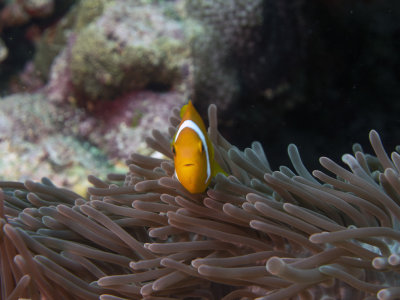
[184,163,194,167]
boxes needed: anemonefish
[172,101,226,194]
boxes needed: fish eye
[198,141,204,153]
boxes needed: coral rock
[22,0,54,18]
[69,0,189,101]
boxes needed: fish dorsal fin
[180,100,192,118]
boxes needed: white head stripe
[174,170,180,183]
[175,120,211,183]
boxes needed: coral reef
[69,0,188,101]
[0,0,76,94]
[36,0,188,103]
[0,1,189,194]
[1,103,400,299]
[4,0,191,99]
[0,88,184,193]
[38,1,189,158]
[0,92,122,194]
[0,0,54,31]
[31,0,107,81]
[46,48,187,159]
[80,90,187,159]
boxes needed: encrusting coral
[1,103,400,299]
[69,0,188,101]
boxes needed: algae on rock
[69,1,189,101]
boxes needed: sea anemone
[1,103,400,299]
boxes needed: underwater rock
[32,0,107,80]
[22,0,54,18]
[0,93,58,143]
[0,93,116,193]
[85,90,186,159]
[46,41,186,159]
[0,87,184,191]
[0,1,30,29]
[0,0,76,94]
[0,0,55,33]
[0,0,56,30]
[68,0,189,101]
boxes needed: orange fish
[172,101,226,193]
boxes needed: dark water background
[219,0,400,171]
